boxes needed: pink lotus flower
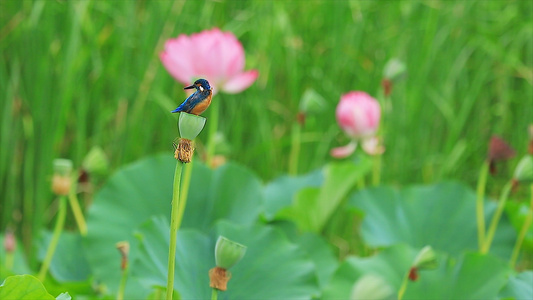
[331,91,384,158]
[160,28,258,94]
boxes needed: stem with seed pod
[167,113,206,300]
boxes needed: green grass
[1,0,532,260]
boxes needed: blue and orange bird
[171,79,213,115]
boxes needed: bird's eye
[199,86,204,92]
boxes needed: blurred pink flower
[4,230,15,253]
[331,91,384,158]
[160,28,258,94]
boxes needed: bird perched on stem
[171,79,213,115]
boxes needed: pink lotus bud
[331,92,383,157]
[4,230,15,253]
[336,92,381,139]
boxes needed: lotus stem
[289,123,302,175]
[372,153,381,186]
[509,184,533,268]
[482,180,513,254]
[211,288,218,300]
[68,176,87,236]
[476,161,489,250]
[166,112,205,299]
[117,262,128,300]
[177,158,194,229]
[116,241,130,300]
[397,273,409,300]
[166,160,184,300]
[38,195,67,281]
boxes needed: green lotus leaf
[348,182,516,258]
[237,219,338,290]
[84,155,263,297]
[134,216,320,299]
[37,232,90,282]
[263,169,323,220]
[0,275,70,300]
[505,201,533,250]
[499,271,533,299]
[292,233,338,289]
[132,216,212,296]
[277,158,372,232]
[322,244,416,299]
[407,252,510,299]
[55,292,72,300]
[322,244,511,299]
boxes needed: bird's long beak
[184,84,195,90]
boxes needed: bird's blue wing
[172,92,199,113]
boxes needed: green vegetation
[1,1,531,299]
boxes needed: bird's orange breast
[190,95,212,115]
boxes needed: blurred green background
[1,0,531,253]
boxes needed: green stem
[166,161,184,300]
[476,161,489,250]
[177,158,194,229]
[482,180,513,254]
[117,264,128,300]
[68,176,87,236]
[5,252,14,270]
[38,195,67,281]
[211,288,218,300]
[205,97,219,166]
[288,123,301,175]
[397,273,409,300]
[509,184,533,268]
[372,154,381,186]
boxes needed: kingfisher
[171,78,213,115]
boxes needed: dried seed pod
[209,266,231,291]
[174,138,194,163]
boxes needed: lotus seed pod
[174,138,194,163]
[383,58,406,80]
[52,159,73,195]
[52,175,71,196]
[82,146,109,175]
[53,159,73,177]
[412,245,438,270]
[350,274,393,300]
[178,112,206,140]
[513,155,533,183]
[214,236,246,269]
[299,89,326,115]
[209,267,230,291]
[116,241,130,270]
